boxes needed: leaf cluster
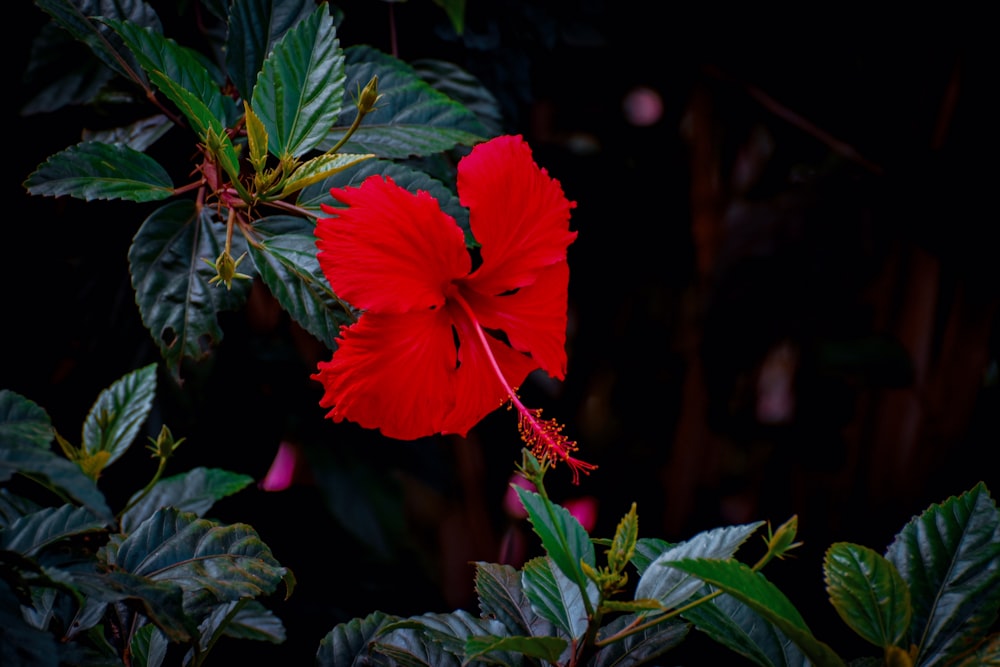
[1,365,293,666]
[319,454,1000,666]
[23,0,498,381]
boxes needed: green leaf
[21,21,116,115]
[522,556,595,641]
[198,600,286,644]
[384,610,513,664]
[465,634,566,663]
[0,444,112,521]
[248,215,351,350]
[0,490,42,528]
[665,558,845,667]
[104,18,236,125]
[474,561,557,638]
[24,141,173,202]
[0,391,54,452]
[146,70,241,180]
[225,0,318,102]
[0,505,106,557]
[129,623,169,667]
[515,486,595,586]
[316,610,399,666]
[591,612,690,667]
[318,45,489,159]
[34,0,161,84]
[275,152,374,198]
[824,542,910,648]
[682,585,810,666]
[129,201,251,377]
[251,3,345,158]
[430,0,465,35]
[298,158,473,246]
[112,507,288,612]
[85,115,174,152]
[81,362,157,468]
[634,521,763,610]
[886,482,1000,666]
[90,568,197,642]
[631,537,674,576]
[373,624,463,667]
[412,58,503,137]
[0,579,59,666]
[120,467,255,534]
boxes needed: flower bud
[357,75,382,115]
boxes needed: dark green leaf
[682,585,810,667]
[84,115,173,152]
[465,634,566,663]
[23,142,173,202]
[0,444,112,521]
[954,633,1000,666]
[88,569,196,642]
[145,71,241,178]
[634,522,762,610]
[664,558,845,667]
[824,542,910,648]
[591,612,690,667]
[412,58,503,138]
[120,467,255,534]
[0,579,59,666]
[318,45,488,159]
[885,482,1000,666]
[1,505,106,556]
[226,0,318,101]
[515,486,595,585]
[82,362,157,467]
[198,600,286,644]
[113,508,288,612]
[129,623,169,667]
[521,556,595,641]
[429,0,465,35]
[0,490,42,528]
[34,0,160,84]
[249,215,351,349]
[129,201,251,377]
[474,561,557,638]
[251,3,344,158]
[0,390,54,451]
[104,18,236,125]
[316,610,398,667]
[399,610,512,659]
[20,23,115,115]
[631,537,673,576]
[373,623,463,667]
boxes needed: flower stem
[451,293,596,483]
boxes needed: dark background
[6,2,996,664]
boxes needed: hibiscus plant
[7,0,1000,666]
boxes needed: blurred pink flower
[562,496,599,532]
[502,473,598,532]
[260,441,309,492]
[503,473,536,519]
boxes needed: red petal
[312,309,460,440]
[317,175,470,313]
[458,136,577,295]
[441,304,540,436]
[462,261,570,380]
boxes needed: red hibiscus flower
[313,135,595,482]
